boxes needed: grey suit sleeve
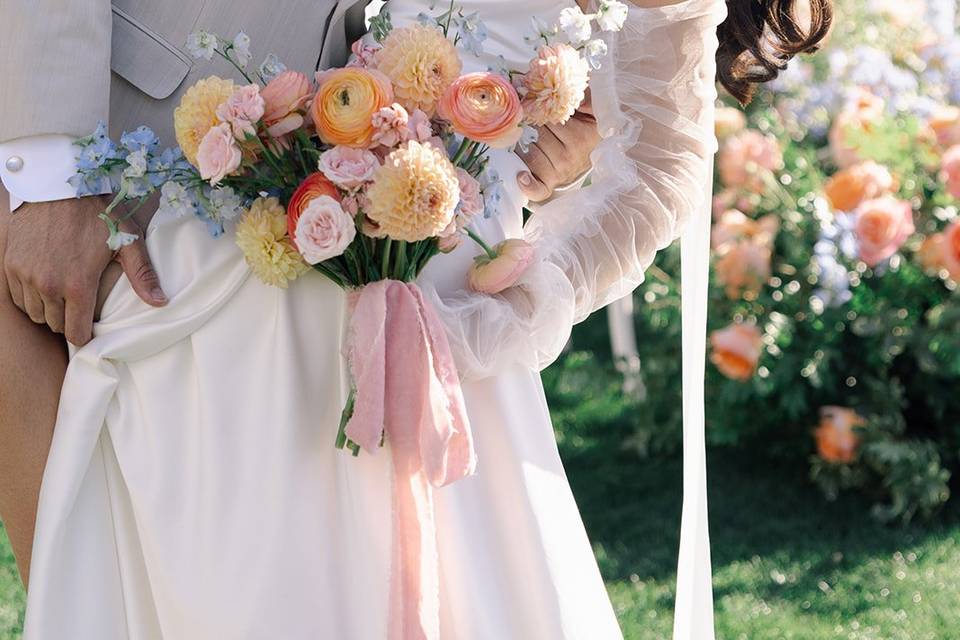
[0,0,113,142]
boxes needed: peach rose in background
[850,196,915,266]
[312,68,394,148]
[468,239,536,294]
[824,161,897,212]
[197,123,243,185]
[814,406,865,464]
[828,88,885,169]
[940,145,960,199]
[718,129,783,192]
[261,71,313,138]
[287,172,342,239]
[715,241,773,300]
[318,146,380,191]
[928,105,960,149]
[216,84,266,140]
[709,322,763,382]
[293,195,357,264]
[438,72,524,149]
[941,220,960,281]
[520,43,590,127]
[917,233,947,273]
[715,106,747,141]
[711,209,780,251]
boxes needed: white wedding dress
[23,1,724,638]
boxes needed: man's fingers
[578,88,594,116]
[41,295,66,335]
[64,292,96,347]
[5,267,25,312]
[118,239,167,307]
[21,286,46,325]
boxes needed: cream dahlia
[174,76,236,165]
[520,44,589,127]
[374,24,463,116]
[235,197,309,288]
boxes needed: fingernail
[518,172,532,187]
[151,288,167,304]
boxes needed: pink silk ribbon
[344,279,477,640]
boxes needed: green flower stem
[335,387,357,450]
[465,227,498,259]
[394,241,408,281]
[215,46,254,84]
[451,138,476,166]
[381,238,393,278]
[313,263,345,289]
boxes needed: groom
[0,0,600,583]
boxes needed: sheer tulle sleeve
[422,0,727,380]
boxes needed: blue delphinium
[479,167,504,219]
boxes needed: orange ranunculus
[709,322,763,381]
[814,406,865,464]
[311,68,394,148]
[824,161,897,212]
[287,172,342,239]
[437,72,524,149]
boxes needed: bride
[1,0,831,638]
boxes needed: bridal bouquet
[72,0,628,456]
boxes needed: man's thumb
[117,238,168,307]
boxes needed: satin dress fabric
[22,1,623,638]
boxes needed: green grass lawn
[2,445,959,639]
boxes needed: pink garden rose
[851,196,915,266]
[455,168,484,224]
[318,146,380,191]
[468,238,535,294]
[718,129,783,192]
[261,70,313,137]
[293,194,357,264]
[940,145,960,199]
[347,39,382,69]
[407,109,434,143]
[371,103,410,147]
[709,322,763,381]
[714,240,772,300]
[216,84,265,140]
[197,123,242,185]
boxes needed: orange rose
[287,172,342,239]
[715,241,772,300]
[814,406,865,464]
[942,220,960,281]
[828,88,885,169]
[711,209,779,251]
[824,161,897,212]
[852,196,914,266]
[437,72,524,149]
[928,105,960,149]
[709,322,763,381]
[311,68,394,148]
[917,233,947,273]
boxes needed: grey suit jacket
[0,0,369,145]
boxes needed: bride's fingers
[516,143,557,202]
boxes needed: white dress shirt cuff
[1,134,83,211]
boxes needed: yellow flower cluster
[365,141,460,242]
[173,76,236,165]
[235,197,309,288]
[374,24,462,116]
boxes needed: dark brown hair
[717,0,834,104]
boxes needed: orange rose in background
[711,209,779,251]
[941,220,960,281]
[717,130,783,192]
[261,71,313,137]
[918,233,947,273]
[851,196,915,266]
[287,172,342,239]
[312,68,394,147]
[715,241,772,300]
[941,145,960,199]
[814,406,865,464]
[828,88,885,169]
[928,105,960,149]
[709,322,763,381]
[824,161,897,212]
[715,106,747,141]
[438,73,524,149]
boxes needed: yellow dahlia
[521,44,589,127]
[235,197,309,288]
[174,76,236,165]
[374,24,462,116]
[365,141,459,242]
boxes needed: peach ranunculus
[828,88,885,169]
[197,123,243,185]
[261,71,313,138]
[318,146,380,191]
[941,220,960,281]
[709,322,763,381]
[824,161,897,212]
[293,195,357,264]
[468,239,535,294]
[287,172,343,240]
[216,84,266,140]
[438,72,524,149]
[814,406,865,464]
[520,43,590,127]
[715,106,747,141]
[714,240,772,300]
[940,145,960,199]
[717,129,783,192]
[928,105,960,149]
[312,68,394,148]
[374,24,462,116]
[851,196,915,266]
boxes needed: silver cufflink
[5,156,24,173]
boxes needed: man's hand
[4,197,167,346]
[516,93,601,203]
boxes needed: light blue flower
[479,168,504,219]
[517,126,540,154]
[258,54,287,82]
[157,181,198,219]
[186,31,218,60]
[232,32,252,68]
[456,12,487,57]
[120,126,159,154]
[208,186,243,223]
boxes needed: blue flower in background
[456,12,488,57]
[120,126,160,154]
